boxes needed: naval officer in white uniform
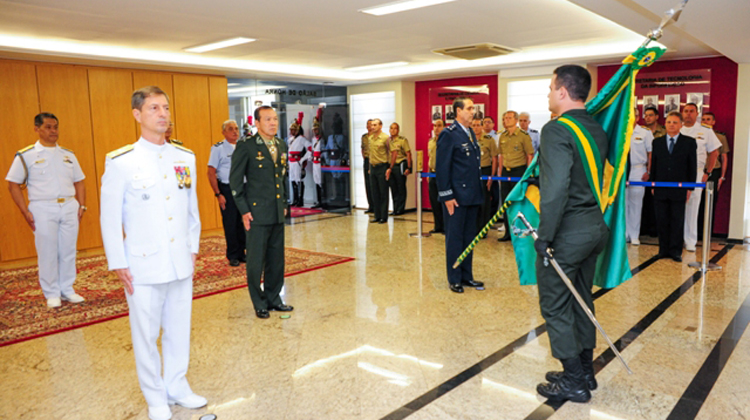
[100,86,205,420]
[6,113,87,308]
[626,109,654,245]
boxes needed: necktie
[668,137,675,154]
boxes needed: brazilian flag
[506,46,665,288]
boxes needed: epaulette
[529,128,538,133]
[59,146,75,154]
[172,144,194,155]
[17,145,34,154]
[213,141,224,147]
[500,129,509,135]
[639,125,649,129]
[519,129,528,135]
[106,144,134,160]
[701,123,712,129]
[445,125,457,131]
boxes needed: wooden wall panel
[173,74,218,230]
[0,60,40,261]
[87,68,136,195]
[132,71,175,139]
[208,76,230,227]
[36,64,102,250]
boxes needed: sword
[514,211,633,375]
[640,0,689,47]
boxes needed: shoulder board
[639,125,649,129]
[17,145,34,154]
[59,146,75,154]
[701,123,712,129]
[172,144,194,155]
[519,129,528,135]
[500,129,509,135]
[213,141,224,147]
[445,125,457,131]
[530,129,538,133]
[106,144,135,160]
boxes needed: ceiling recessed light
[185,37,255,53]
[345,61,409,72]
[359,0,455,16]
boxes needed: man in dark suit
[436,97,484,294]
[230,106,294,319]
[650,111,697,262]
[534,65,609,403]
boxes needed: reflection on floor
[0,210,748,420]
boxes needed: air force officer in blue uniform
[100,86,206,420]
[436,97,485,293]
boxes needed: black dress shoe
[268,304,294,312]
[656,253,670,260]
[497,236,511,242]
[461,279,484,288]
[229,259,240,267]
[255,309,270,319]
[378,220,387,224]
[537,357,591,402]
[545,371,597,391]
[449,284,464,293]
[364,209,373,214]
[429,230,445,234]
[672,255,682,262]
[239,257,246,263]
[370,219,380,223]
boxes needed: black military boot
[298,182,306,207]
[312,185,323,208]
[291,182,299,207]
[537,357,591,402]
[545,349,598,390]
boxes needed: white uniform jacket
[100,139,201,284]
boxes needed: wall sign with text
[635,69,710,118]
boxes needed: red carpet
[290,207,325,218]
[0,236,353,347]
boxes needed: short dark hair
[684,103,699,112]
[254,105,274,122]
[453,96,472,112]
[433,119,445,125]
[666,111,683,122]
[644,107,658,116]
[553,65,591,102]
[34,113,58,127]
[483,116,494,123]
[132,86,169,111]
[703,112,716,119]
[390,122,400,129]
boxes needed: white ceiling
[0,0,744,84]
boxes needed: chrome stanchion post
[689,181,721,272]
[410,172,431,238]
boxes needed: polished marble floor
[0,210,748,420]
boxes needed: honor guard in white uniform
[626,112,654,245]
[208,120,245,266]
[311,116,324,207]
[6,113,87,308]
[100,86,205,420]
[287,119,311,207]
[680,103,721,252]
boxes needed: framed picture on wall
[445,105,455,123]
[431,105,442,121]
[664,94,680,116]
[687,93,704,113]
[642,95,658,115]
[475,103,485,120]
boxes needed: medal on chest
[174,166,192,188]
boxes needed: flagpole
[640,0,689,48]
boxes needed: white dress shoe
[686,246,696,252]
[631,239,640,246]
[148,406,172,420]
[168,393,207,409]
[47,298,62,308]
[61,293,85,303]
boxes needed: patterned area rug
[290,207,325,218]
[0,236,353,347]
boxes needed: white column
[728,63,750,241]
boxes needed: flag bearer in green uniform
[230,106,293,319]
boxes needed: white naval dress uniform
[680,123,721,250]
[5,141,85,299]
[626,125,653,243]
[100,138,201,409]
[312,135,323,186]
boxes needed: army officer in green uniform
[534,65,609,403]
[230,106,294,319]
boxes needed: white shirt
[100,138,201,284]
[680,123,721,171]
[207,139,236,184]
[5,141,85,201]
[528,129,541,154]
[629,125,654,167]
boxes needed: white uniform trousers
[313,162,322,185]
[125,277,194,408]
[684,182,703,250]
[27,199,79,299]
[626,165,647,242]
[289,161,303,182]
